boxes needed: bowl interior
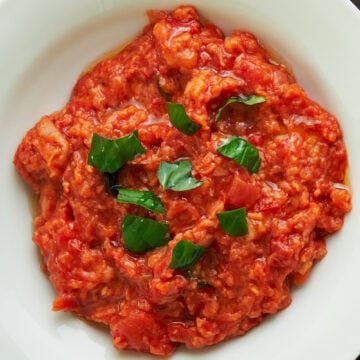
[0,1,359,359]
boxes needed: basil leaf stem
[169,240,206,269]
[166,102,202,135]
[158,160,203,191]
[216,207,248,236]
[217,137,261,173]
[116,188,165,214]
[88,131,146,173]
[121,214,169,253]
[216,95,266,122]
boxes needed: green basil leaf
[158,160,203,191]
[88,131,146,173]
[216,95,266,122]
[169,239,206,269]
[121,214,169,253]
[217,137,261,173]
[216,207,248,236]
[116,188,165,214]
[166,102,202,135]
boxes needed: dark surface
[351,0,360,9]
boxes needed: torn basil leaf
[217,137,261,173]
[158,160,203,191]
[121,214,169,253]
[215,95,266,122]
[116,188,165,214]
[88,131,146,173]
[169,239,206,269]
[166,102,202,135]
[216,207,248,236]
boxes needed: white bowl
[1,0,360,359]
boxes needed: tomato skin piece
[225,176,260,208]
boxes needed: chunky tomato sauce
[14,5,351,357]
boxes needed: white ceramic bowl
[1,0,360,359]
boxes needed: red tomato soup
[14,5,351,357]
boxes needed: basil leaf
[158,160,203,191]
[217,137,261,173]
[121,214,169,253]
[116,188,165,214]
[216,207,248,236]
[88,131,146,173]
[216,95,266,122]
[169,240,206,269]
[166,102,202,135]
